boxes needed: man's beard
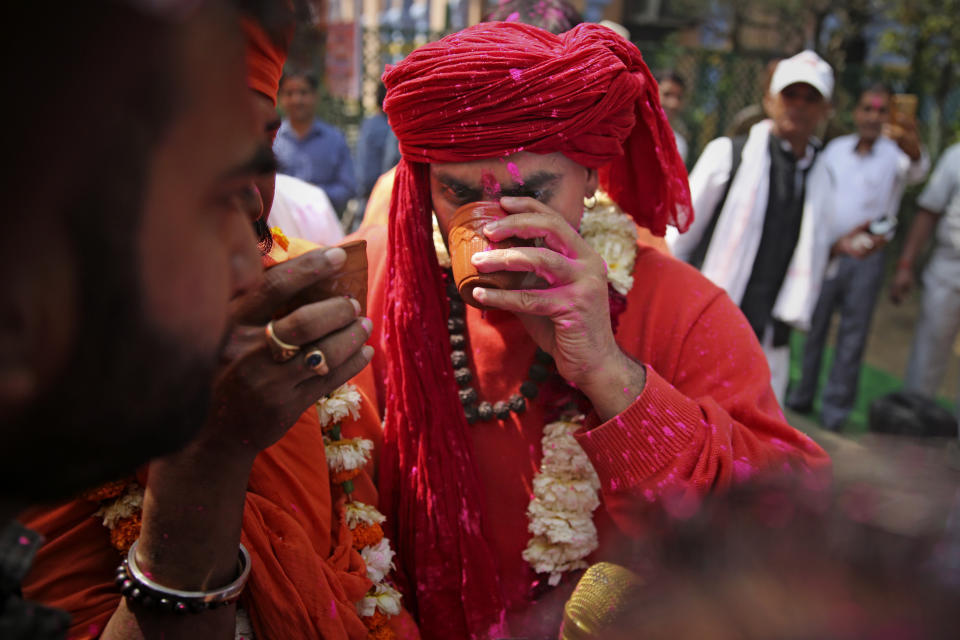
[2,313,225,504]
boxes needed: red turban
[243,18,287,106]
[377,22,691,639]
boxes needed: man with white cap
[671,50,836,401]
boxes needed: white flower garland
[345,501,387,529]
[522,418,602,585]
[317,383,364,427]
[521,192,638,586]
[580,190,639,296]
[316,385,402,636]
[361,538,397,583]
[324,437,375,475]
[357,582,403,618]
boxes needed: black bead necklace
[444,273,555,424]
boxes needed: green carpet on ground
[788,332,956,434]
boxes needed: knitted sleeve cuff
[574,367,702,485]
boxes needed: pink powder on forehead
[481,171,501,197]
[506,161,524,185]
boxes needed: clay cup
[447,202,547,309]
[276,239,368,317]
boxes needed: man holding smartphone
[787,84,928,430]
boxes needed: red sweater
[356,225,830,629]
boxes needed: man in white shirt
[890,141,960,436]
[787,84,928,429]
[670,51,835,401]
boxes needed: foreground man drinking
[354,22,830,640]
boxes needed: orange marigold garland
[319,384,402,636]
[83,480,145,553]
[350,521,385,551]
[109,513,142,554]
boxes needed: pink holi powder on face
[506,161,524,185]
[506,11,520,21]
[480,171,501,198]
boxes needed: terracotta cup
[276,239,368,317]
[447,202,547,309]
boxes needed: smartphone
[890,94,917,124]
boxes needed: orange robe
[19,239,418,640]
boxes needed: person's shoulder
[275,173,332,204]
[690,136,733,173]
[940,142,960,166]
[630,244,725,309]
[824,134,854,152]
[274,119,294,141]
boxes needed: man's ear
[585,167,599,197]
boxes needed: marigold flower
[110,513,142,554]
[351,522,385,550]
[364,610,389,630]
[367,624,395,640]
[270,226,290,250]
[330,468,363,484]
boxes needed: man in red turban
[352,22,831,639]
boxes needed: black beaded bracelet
[115,540,251,613]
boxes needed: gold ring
[265,321,299,362]
[304,348,329,376]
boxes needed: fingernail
[484,221,499,232]
[325,247,347,268]
[500,196,520,205]
[473,287,487,302]
[348,297,361,315]
[361,317,373,333]
[362,345,375,360]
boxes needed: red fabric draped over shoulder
[377,22,691,639]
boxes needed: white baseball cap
[769,50,834,100]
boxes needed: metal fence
[312,27,952,166]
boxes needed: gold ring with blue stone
[304,348,329,375]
